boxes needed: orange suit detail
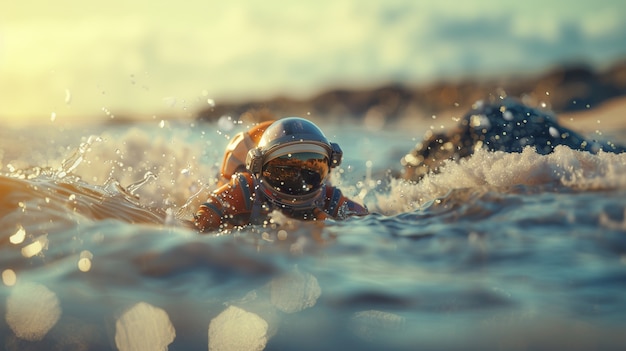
[194,121,368,232]
[219,120,273,182]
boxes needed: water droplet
[208,306,268,351]
[5,282,61,341]
[64,89,72,104]
[78,258,92,272]
[78,250,93,272]
[115,302,175,351]
[50,112,57,122]
[2,269,17,286]
[21,235,48,258]
[277,230,288,240]
[207,98,215,107]
[159,120,165,128]
[10,225,26,244]
[217,115,234,131]
[548,126,559,138]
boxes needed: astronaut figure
[194,117,368,232]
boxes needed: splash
[56,135,102,179]
[68,126,219,211]
[126,171,157,196]
[373,146,626,215]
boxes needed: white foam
[373,146,626,215]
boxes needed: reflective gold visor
[262,153,329,195]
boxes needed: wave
[2,118,626,350]
[373,146,626,215]
[2,110,625,230]
[3,138,625,228]
[0,174,166,249]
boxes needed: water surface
[1,116,626,350]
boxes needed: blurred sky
[2,0,626,126]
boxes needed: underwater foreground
[1,102,626,350]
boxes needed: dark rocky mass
[196,60,626,124]
[400,96,626,181]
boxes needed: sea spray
[56,135,102,179]
[372,146,626,215]
[46,125,222,212]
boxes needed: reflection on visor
[262,153,329,195]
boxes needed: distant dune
[196,60,626,125]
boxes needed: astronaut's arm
[194,197,224,232]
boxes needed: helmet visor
[262,152,329,195]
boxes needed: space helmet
[245,117,342,208]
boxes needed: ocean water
[1,113,626,351]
